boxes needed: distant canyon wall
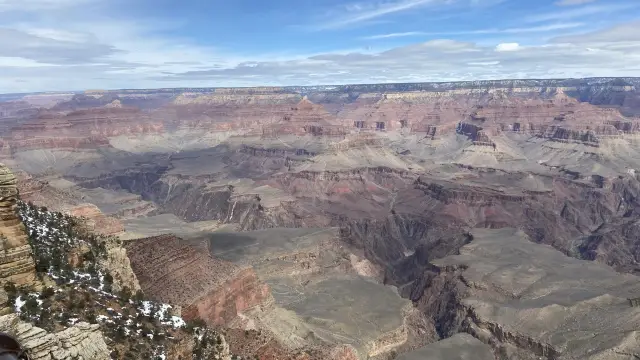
[1,78,639,154]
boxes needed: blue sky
[0,0,639,92]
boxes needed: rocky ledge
[0,314,110,360]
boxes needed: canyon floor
[4,78,640,359]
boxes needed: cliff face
[125,235,274,327]
[0,164,38,287]
[97,243,141,293]
[13,200,238,360]
[181,267,272,326]
[1,107,163,154]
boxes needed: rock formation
[125,235,273,327]
[0,314,110,360]
[68,205,124,236]
[97,241,141,293]
[0,164,38,287]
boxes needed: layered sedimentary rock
[0,314,110,360]
[181,267,272,326]
[169,93,348,138]
[0,164,38,287]
[68,204,124,236]
[125,235,273,326]
[3,78,639,156]
[167,331,232,360]
[1,106,163,153]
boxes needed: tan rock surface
[0,314,110,360]
[68,204,124,236]
[98,243,141,293]
[0,163,38,287]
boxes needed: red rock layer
[182,267,271,326]
[5,87,639,152]
[3,107,163,152]
[167,96,347,137]
[125,235,272,326]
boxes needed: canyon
[2,77,640,359]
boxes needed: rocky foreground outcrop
[0,164,38,288]
[0,314,110,360]
[12,201,237,359]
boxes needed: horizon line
[1,76,639,96]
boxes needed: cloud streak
[527,3,637,23]
[555,0,597,6]
[317,0,446,29]
[362,22,585,39]
[361,31,427,40]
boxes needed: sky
[0,0,639,93]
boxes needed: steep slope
[0,164,38,288]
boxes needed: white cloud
[500,22,585,34]
[468,61,500,65]
[552,21,640,43]
[495,42,520,52]
[4,20,640,92]
[23,28,97,43]
[0,28,119,64]
[150,27,640,87]
[0,56,59,67]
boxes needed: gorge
[2,77,640,359]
